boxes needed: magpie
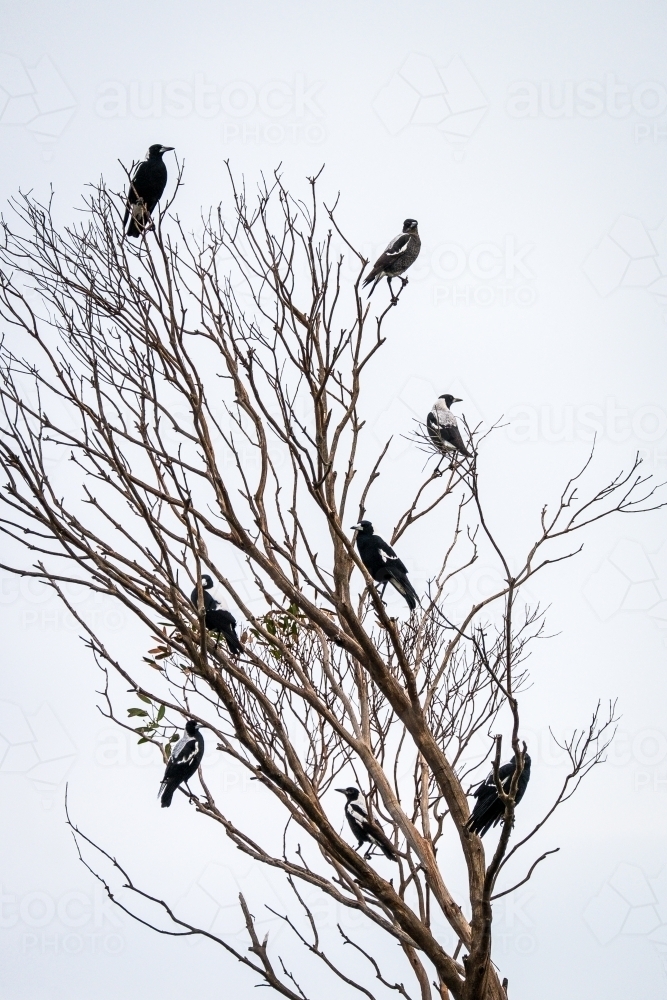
[351,520,419,611]
[336,786,397,860]
[363,219,421,301]
[427,394,471,458]
[124,143,174,238]
[190,575,243,656]
[158,719,204,807]
[466,753,531,838]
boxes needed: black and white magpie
[466,752,531,838]
[190,575,243,656]
[352,520,419,611]
[124,143,174,238]
[363,219,421,301]
[427,394,471,458]
[158,719,204,808]
[336,786,397,860]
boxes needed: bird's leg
[387,276,398,305]
[377,581,388,606]
[400,276,409,289]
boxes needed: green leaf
[137,737,149,744]
[169,732,180,742]
[165,743,172,758]
[128,707,149,717]
[156,704,165,722]
[137,693,152,704]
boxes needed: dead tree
[0,166,660,1000]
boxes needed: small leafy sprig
[127,693,180,754]
[249,602,306,660]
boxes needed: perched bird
[124,143,174,238]
[352,520,419,611]
[466,753,532,838]
[363,219,421,301]
[427,394,471,458]
[158,719,204,807]
[190,575,243,656]
[336,786,397,860]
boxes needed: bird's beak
[452,397,462,403]
[335,788,346,794]
[161,146,175,153]
[350,523,362,531]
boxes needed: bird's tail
[363,271,381,296]
[159,782,174,808]
[389,572,419,612]
[225,631,243,656]
[372,825,398,861]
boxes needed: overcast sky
[1,2,666,998]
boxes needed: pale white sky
[1,2,666,998]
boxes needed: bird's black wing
[375,536,408,575]
[384,232,412,256]
[345,802,369,844]
[124,161,148,230]
[365,818,397,860]
[158,733,203,806]
[426,410,441,445]
[467,761,520,836]
[427,410,470,456]
[439,423,470,456]
[205,608,242,655]
[473,760,514,796]
[123,162,141,226]
[376,538,418,610]
[513,758,531,804]
[163,736,199,776]
[363,233,413,285]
